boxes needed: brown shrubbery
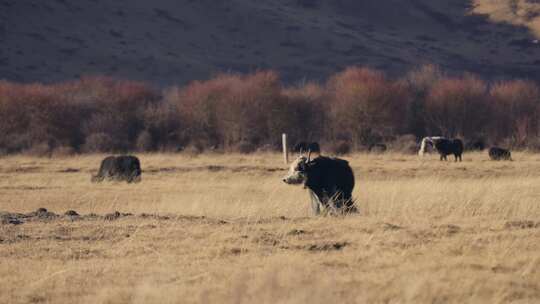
[0,66,539,155]
[327,67,409,149]
[424,75,489,139]
[0,77,160,154]
[488,80,540,147]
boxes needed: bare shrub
[0,133,32,153]
[524,137,540,152]
[488,80,540,146]
[52,146,76,157]
[405,64,444,94]
[25,142,52,157]
[388,134,418,154]
[174,71,283,150]
[403,64,444,136]
[232,141,257,154]
[136,130,153,151]
[0,77,159,154]
[256,144,278,153]
[141,101,183,150]
[424,74,489,138]
[183,143,205,156]
[327,67,410,149]
[82,133,117,153]
[0,68,539,154]
[280,82,327,147]
[327,141,351,155]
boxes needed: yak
[419,136,464,162]
[91,155,141,183]
[489,147,512,161]
[292,141,320,154]
[283,151,356,215]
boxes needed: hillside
[1,0,540,85]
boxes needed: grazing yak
[91,155,141,183]
[419,136,464,161]
[283,151,356,215]
[489,147,512,161]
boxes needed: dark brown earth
[0,208,176,225]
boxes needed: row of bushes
[1,65,540,155]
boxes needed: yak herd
[89,137,513,216]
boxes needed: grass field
[1,152,540,303]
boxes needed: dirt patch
[64,210,79,216]
[57,168,80,173]
[0,216,23,225]
[0,234,31,244]
[383,223,402,231]
[30,208,60,220]
[304,241,349,252]
[0,208,59,224]
[1,166,42,173]
[250,216,291,224]
[104,211,133,221]
[252,232,283,246]
[139,213,172,220]
[0,186,51,191]
[504,220,539,229]
[0,209,227,225]
[224,247,248,255]
[287,229,308,236]
[443,224,461,235]
[430,224,461,236]
[0,208,132,225]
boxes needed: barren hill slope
[1,0,539,85]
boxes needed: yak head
[282,151,314,185]
[283,156,308,184]
[418,136,445,156]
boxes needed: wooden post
[282,133,288,164]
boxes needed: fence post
[282,133,288,164]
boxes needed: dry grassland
[1,152,540,303]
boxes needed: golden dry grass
[472,0,540,38]
[1,152,540,303]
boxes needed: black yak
[419,136,463,162]
[282,152,356,215]
[489,147,512,161]
[292,141,320,153]
[91,155,141,183]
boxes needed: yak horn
[307,150,312,162]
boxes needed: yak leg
[345,201,358,213]
[308,190,321,215]
[91,175,103,183]
[323,192,348,215]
